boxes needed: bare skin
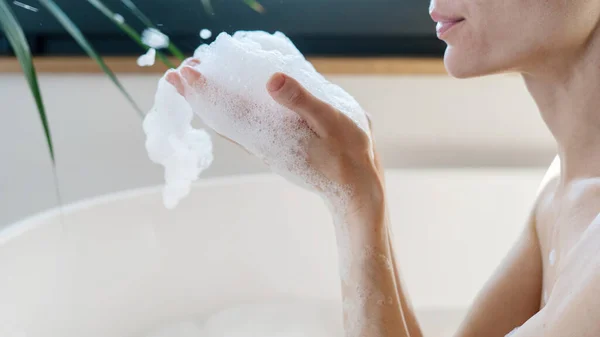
[166,0,600,334]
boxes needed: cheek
[442,5,551,77]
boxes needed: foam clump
[144,31,371,208]
[143,78,214,208]
[142,28,170,49]
[137,48,156,67]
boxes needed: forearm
[386,223,424,337]
[332,179,416,337]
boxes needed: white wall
[0,72,555,226]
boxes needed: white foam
[113,13,125,24]
[549,249,556,266]
[199,28,212,39]
[137,48,156,67]
[143,79,214,208]
[506,327,519,337]
[142,28,170,49]
[144,31,371,208]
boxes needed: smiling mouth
[436,19,465,38]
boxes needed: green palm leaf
[86,0,176,69]
[37,0,144,116]
[0,0,55,162]
[243,0,266,13]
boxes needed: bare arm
[169,65,597,337]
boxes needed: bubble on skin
[200,28,213,39]
[144,31,371,208]
[549,249,556,266]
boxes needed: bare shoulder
[515,222,600,337]
[531,156,560,232]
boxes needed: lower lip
[436,20,465,38]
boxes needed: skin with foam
[159,0,600,335]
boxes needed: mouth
[430,11,465,39]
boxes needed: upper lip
[430,10,464,23]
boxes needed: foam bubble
[200,28,212,39]
[143,78,214,208]
[144,31,370,208]
[137,48,156,67]
[113,13,125,24]
[142,28,170,49]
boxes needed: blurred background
[0,1,557,335]
[0,0,556,227]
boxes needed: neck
[523,29,600,183]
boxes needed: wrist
[345,168,386,223]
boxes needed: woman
[166,0,600,336]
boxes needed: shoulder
[535,155,560,200]
[526,156,560,233]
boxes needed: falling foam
[143,79,214,208]
[113,13,125,24]
[144,31,371,208]
[200,28,213,39]
[142,28,170,49]
[137,48,156,67]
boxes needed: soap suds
[144,31,371,209]
[113,13,125,24]
[506,327,519,337]
[143,79,214,208]
[199,28,212,39]
[142,28,170,49]
[137,48,156,67]
[549,249,556,266]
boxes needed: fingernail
[267,73,286,92]
[165,70,178,84]
[181,66,202,83]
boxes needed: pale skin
[166,0,600,335]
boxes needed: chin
[443,46,503,79]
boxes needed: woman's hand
[166,58,384,215]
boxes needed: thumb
[267,72,334,136]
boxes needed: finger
[166,70,185,96]
[180,66,206,89]
[267,72,336,137]
[182,57,201,67]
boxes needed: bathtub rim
[0,173,286,246]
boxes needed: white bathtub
[0,169,544,337]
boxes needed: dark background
[1,0,444,56]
